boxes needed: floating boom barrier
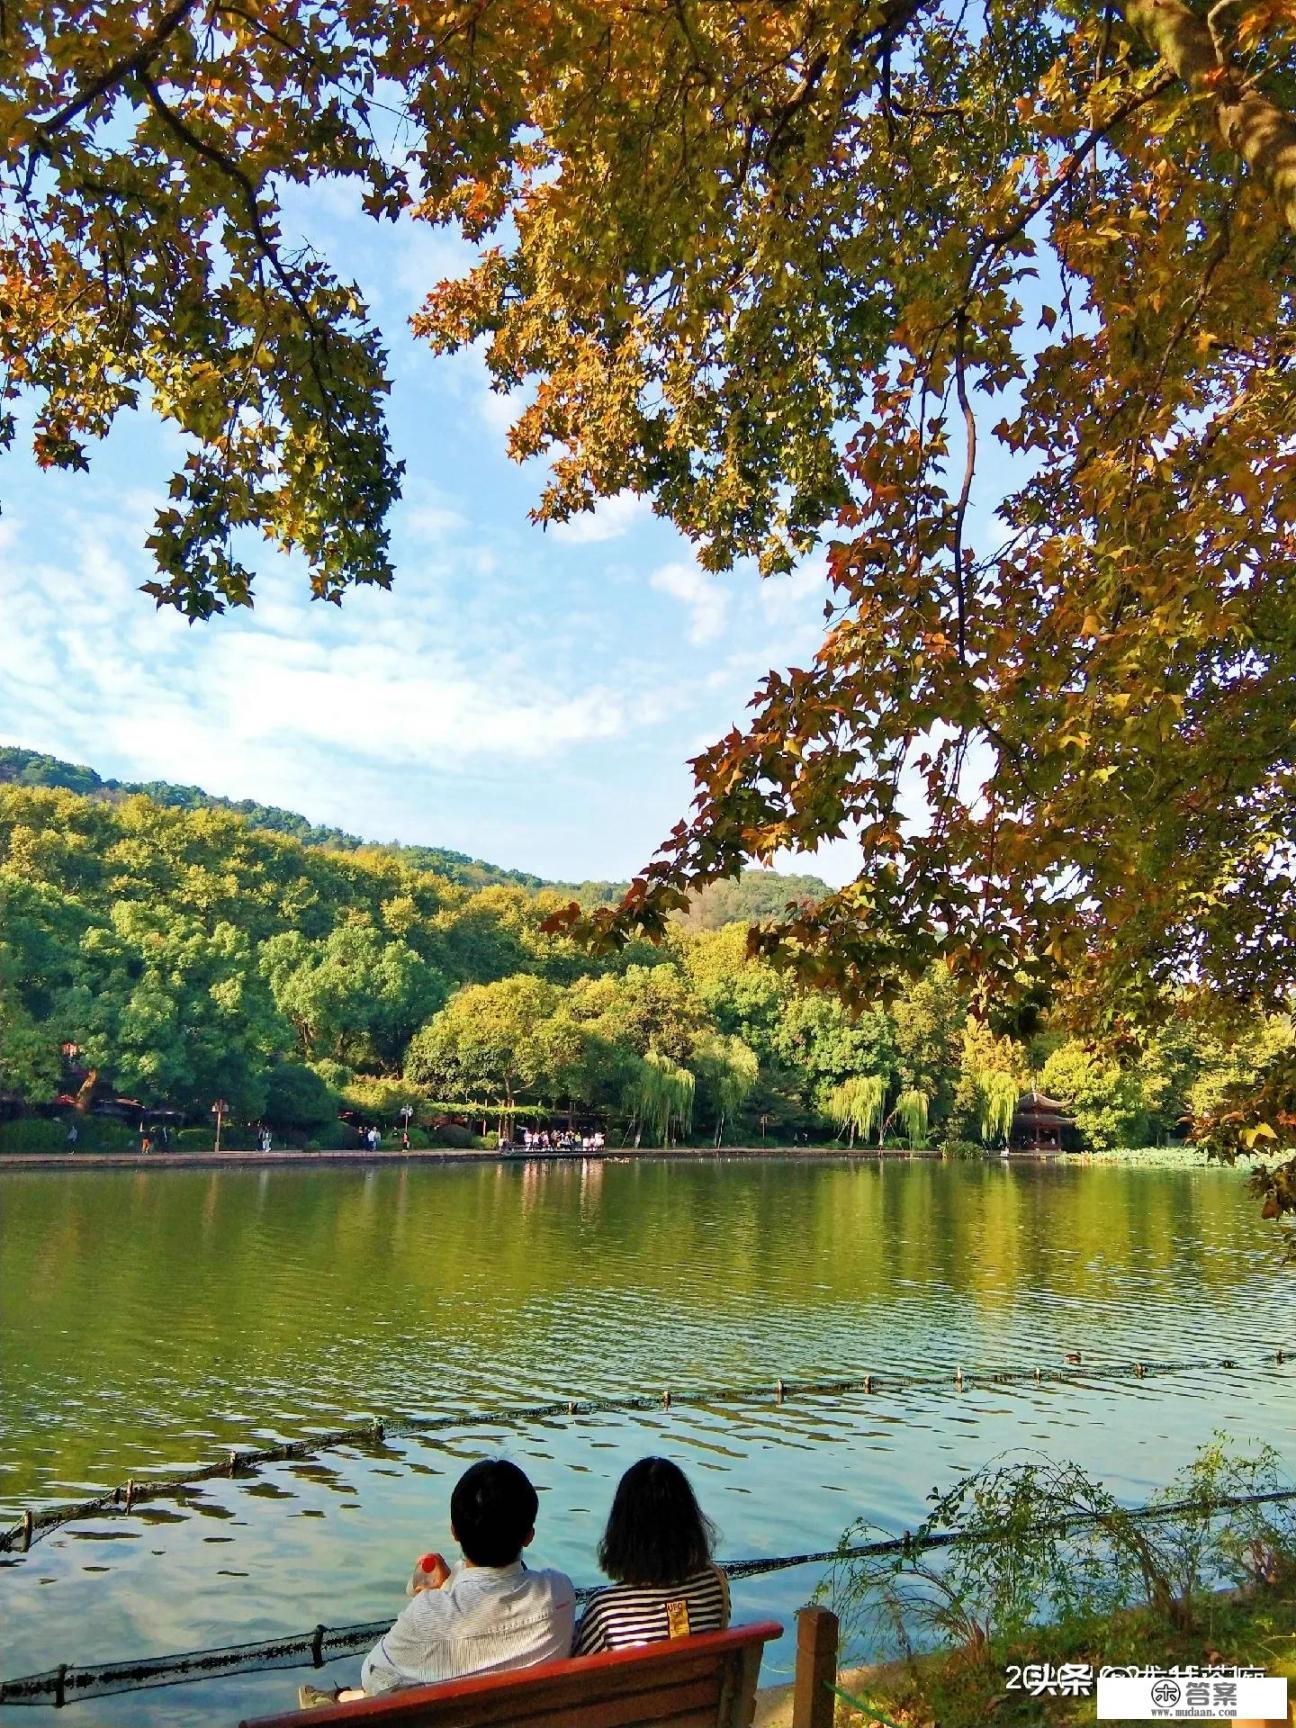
[2,1348,1289,1556]
[3,1486,1295,1707]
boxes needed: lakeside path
[0,1144,1031,1173]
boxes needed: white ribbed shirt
[361,1560,575,1694]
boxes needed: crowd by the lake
[499,1128,607,1153]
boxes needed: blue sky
[0,181,856,886]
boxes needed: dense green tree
[827,1074,887,1148]
[892,969,968,1130]
[692,1032,760,1146]
[947,1019,1028,1146]
[1039,1041,1152,1151]
[263,1062,340,1133]
[682,925,793,1053]
[261,918,447,1070]
[674,873,833,934]
[404,975,586,1115]
[55,906,287,1116]
[567,965,708,1066]
[0,947,61,1102]
[0,779,1286,1157]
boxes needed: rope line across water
[3,1487,1294,1708]
[3,1349,1288,1556]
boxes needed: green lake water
[0,1157,1292,1724]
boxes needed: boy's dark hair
[451,1460,539,1566]
[598,1456,717,1586]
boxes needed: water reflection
[1,1160,1289,1513]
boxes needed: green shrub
[431,1122,475,1149]
[175,1126,217,1151]
[476,1131,499,1150]
[307,1119,356,1151]
[0,1116,135,1153]
[941,1139,984,1160]
[0,1117,70,1152]
[264,1062,339,1131]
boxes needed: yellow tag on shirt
[666,1599,691,1640]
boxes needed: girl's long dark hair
[598,1457,718,1586]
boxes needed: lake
[1,1157,1292,1723]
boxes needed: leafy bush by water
[819,1436,1295,1665]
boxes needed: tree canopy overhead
[4,3,1296,1196]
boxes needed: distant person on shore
[298,1459,575,1709]
[368,1125,381,1153]
[573,1457,729,1655]
[66,1122,78,1148]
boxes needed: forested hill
[0,744,554,891]
[0,745,830,921]
[0,771,1283,1151]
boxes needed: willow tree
[978,1072,1020,1149]
[628,1051,696,1146]
[827,1073,887,1148]
[5,1,1296,1225]
[893,1088,931,1150]
[694,1032,759,1147]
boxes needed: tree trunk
[1126,0,1296,231]
[74,1068,98,1113]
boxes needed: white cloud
[649,560,728,645]
[772,837,862,890]
[550,491,649,545]
[0,500,637,794]
[478,382,532,438]
[400,489,469,543]
[759,554,828,621]
[390,220,479,306]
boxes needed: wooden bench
[239,1619,784,1728]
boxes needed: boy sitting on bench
[298,1459,576,1709]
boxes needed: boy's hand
[411,1551,450,1591]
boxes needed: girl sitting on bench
[573,1457,730,1655]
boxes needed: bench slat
[240,1620,782,1728]
[456,1673,724,1728]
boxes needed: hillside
[0,744,830,923]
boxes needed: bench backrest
[239,1620,783,1728]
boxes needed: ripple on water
[0,1160,1292,1726]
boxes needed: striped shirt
[573,1566,731,1656]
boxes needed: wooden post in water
[792,1605,838,1728]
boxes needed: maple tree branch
[135,69,341,442]
[951,312,974,666]
[34,0,200,139]
[212,3,313,67]
[971,73,1176,284]
[1124,0,1296,231]
[1125,194,1235,488]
